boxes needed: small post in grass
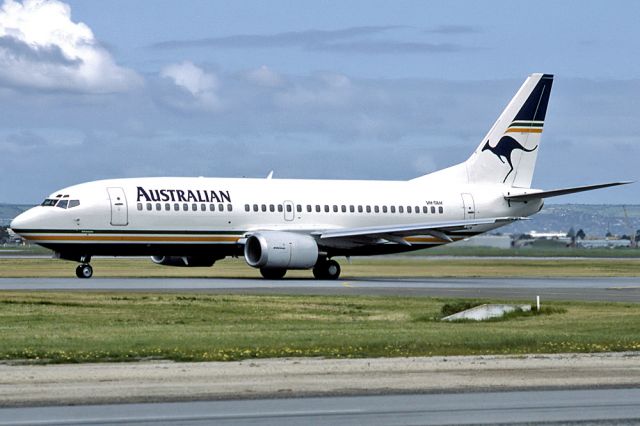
[536,295,541,312]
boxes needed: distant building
[451,235,513,249]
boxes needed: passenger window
[278,205,283,213]
[382,206,387,213]
[219,203,224,212]
[137,203,143,211]
[374,206,379,213]
[324,205,329,212]
[358,206,363,213]
[192,203,197,211]
[253,204,259,212]
[199,204,205,211]
[155,203,160,211]
[349,205,355,213]
[423,206,428,213]
[366,206,371,213]
[270,204,275,212]
[147,203,152,211]
[399,206,404,213]
[245,204,250,212]
[307,205,312,213]
[68,200,80,208]
[209,204,214,212]
[390,206,396,213]
[333,205,338,213]
[57,200,68,209]
[439,206,443,214]
[165,203,171,211]
[297,205,302,213]
[431,206,436,214]
[287,204,292,213]
[341,205,346,213]
[174,203,180,211]
[261,204,267,212]
[407,206,412,213]
[315,205,321,212]
[415,206,420,214]
[183,203,188,211]
[227,204,232,212]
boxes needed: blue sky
[0,0,638,203]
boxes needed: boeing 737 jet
[10,73,630,279]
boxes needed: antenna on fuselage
[266,170,274,179]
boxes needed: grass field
[0,257,639,278]
[0,292,638,364]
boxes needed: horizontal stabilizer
[505,181,633,202]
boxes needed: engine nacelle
[150,256,217,267]
[244,231,318,269]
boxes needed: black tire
[312,262,327,279]
[313,259,341,280]
[324,259,341,280]
[260,267,287,279]
[75,264,93,279]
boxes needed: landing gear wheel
[75,264,93,279]
[260,267,287,279]
[313,259,341,280]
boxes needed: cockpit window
[57,200,69,209]
[41,199,58,207]
[68,200,80,208]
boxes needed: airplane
[10,73,631,280]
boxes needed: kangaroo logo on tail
[482,136,538,183]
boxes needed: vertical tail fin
[466,73,553,187]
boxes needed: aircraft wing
[316,217,524,245]
[505,181,632,202]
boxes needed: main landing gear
[257,258,341,280]
[313,258,341,280]
[75,255,93,279]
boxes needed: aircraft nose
[10,208,39,234]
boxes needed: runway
[1,276,640,302]
[2,388,640,425]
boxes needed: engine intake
[244,231,318,269]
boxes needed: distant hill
[499,204,640,238]
[0,204,32,226]
[1,203,638,238]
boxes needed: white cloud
[245,65,283,87]
[160,61,220,110]
[0,0,141,93]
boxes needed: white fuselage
[10,176,541,258]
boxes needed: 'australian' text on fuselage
[136,187,231,203]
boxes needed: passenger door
[107,187,128,226]
[461,193,476,220]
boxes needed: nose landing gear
[75,255,93,279]
[75,264,93,279]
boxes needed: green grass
[0,292,638,364]
[1,257,639,278]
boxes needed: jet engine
[244,231,318,269]
[150,256,217,267]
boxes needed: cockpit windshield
[41,197,80,209]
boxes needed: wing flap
[318,217,524,241]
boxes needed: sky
[0,0,638,203]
